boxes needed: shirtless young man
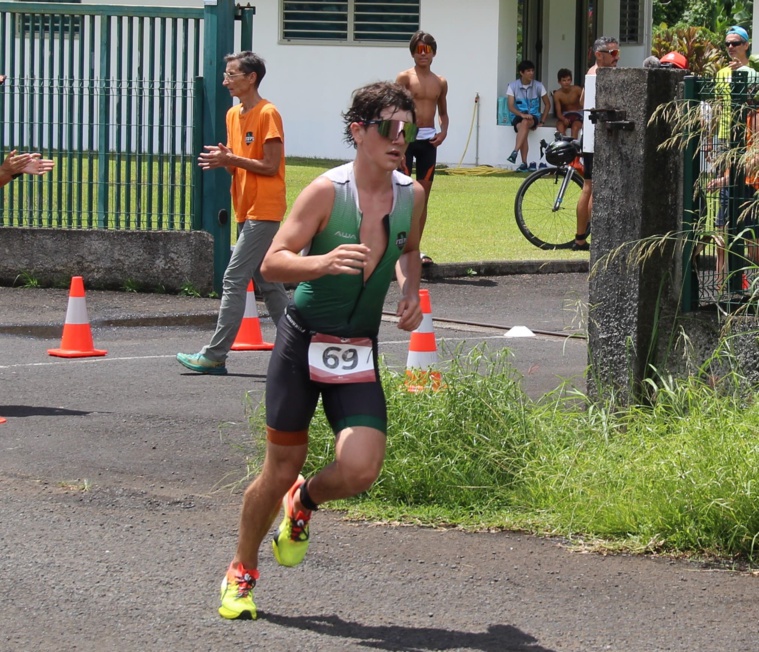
[396,30,449,264]
[553,68,583,139]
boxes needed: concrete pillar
[587,67,687,404]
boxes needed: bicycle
[514,134,587,250]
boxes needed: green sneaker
[218,562,259,620]
[176,352,227,375]
[272,475,311,567]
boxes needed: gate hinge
[588,108,635,131]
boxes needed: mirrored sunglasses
[599,49,620,56]
[362,119,419,144]
[416,43,433,55]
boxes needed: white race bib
[308,334,376,384]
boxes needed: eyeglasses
[222,71,247,80]
[362,119,418,144]
[598,49,620,56]
[725,41,745,47]
[415,43,433,55]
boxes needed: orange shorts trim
[266,426,308,447]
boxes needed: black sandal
[572,233,589,251]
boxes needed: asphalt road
[2,275,758,651]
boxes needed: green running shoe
[218,562,259,620]
[272,475,311,567]
[176,352,227,375]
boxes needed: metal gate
[0,0,255,291]
[682,71,759,312]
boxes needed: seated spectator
[0,149,54,189]
[505,60,550,172]
[553,68,583,139]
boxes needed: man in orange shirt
[177,51,289,375]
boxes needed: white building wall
[75,0,652,166]
[255,0,509,167]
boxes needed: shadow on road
[426,278,499,288]
[0,405,92,417]
[260,612,556,651]
[177,373,268,380]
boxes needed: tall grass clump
[303,345,536,526]
[244,344,759,561]
[517,372,759,558]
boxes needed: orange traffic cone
[48,276,107,358]
[231,280,274,351]
[405,289,442,392]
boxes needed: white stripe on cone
[417,312,433,331]
[243,290,259,318]
[64,297,90,325]
[406,350,439,369]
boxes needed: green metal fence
[683,71,759,312]
[0,3,205,230]
[0,1,255,291]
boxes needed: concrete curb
[421,259,589,279]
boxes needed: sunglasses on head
[416,43,433,55]
[599,48,620,56]
[362,119,418,144]
[725,40,745,47]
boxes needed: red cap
[660,52,688,70]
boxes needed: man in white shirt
[574,37,620,251]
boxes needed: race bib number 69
[308,334,376,384]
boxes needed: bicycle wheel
[514,166,585,250]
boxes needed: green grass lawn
[2,152,586,263]
[285,158,587,263]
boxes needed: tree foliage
[653,0,753,35]
[652,25,726,75]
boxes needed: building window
[619,0,643,44]
[282,0,420,44]
[16,0,83,36]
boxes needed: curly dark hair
[342,81,416,147]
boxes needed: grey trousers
[200,219,289,362]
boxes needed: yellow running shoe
[218,561,259,620]
[272,475,311,567]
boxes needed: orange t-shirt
[226,100,286,222]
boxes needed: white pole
[475,93,480,166]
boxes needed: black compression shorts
[402,139,437,183]
[265,306,388,444]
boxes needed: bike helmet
[544,139,578,166]
[659,52,688,70]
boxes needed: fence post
[681,74,698,313]
[587,67,686,405]
[239,6,255,49]
[202,0,235,294]
[97,16,111,229]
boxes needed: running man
[217,81,426,620]
[396,30,448,265]
[176,51,289,375]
